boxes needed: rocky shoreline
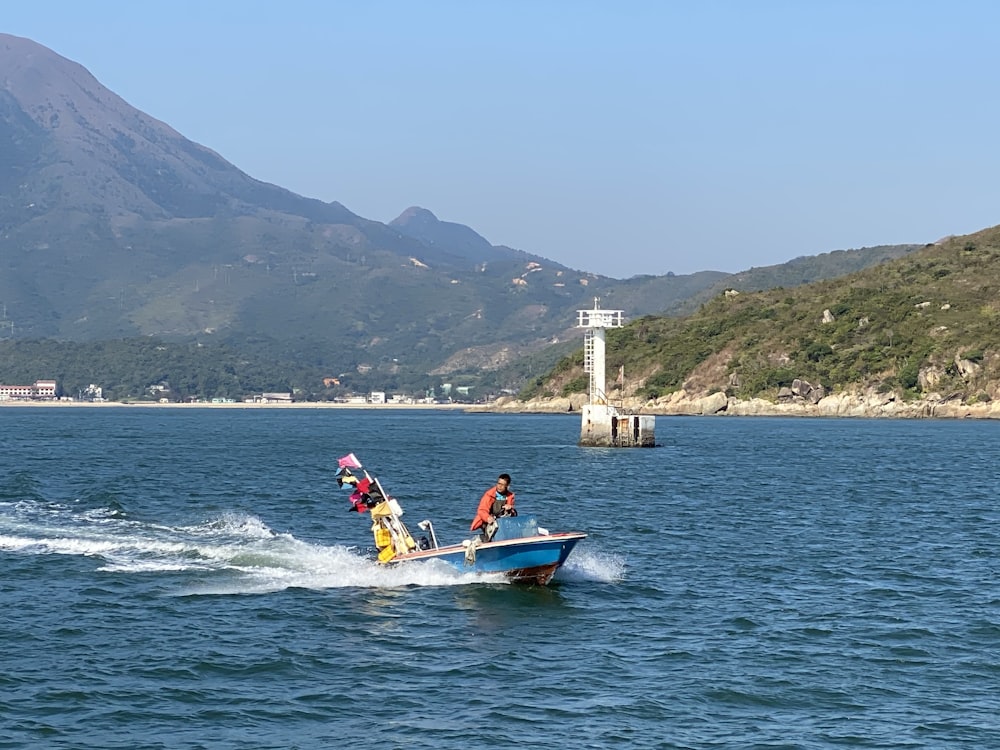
[470,389,1000,419]
[5,393,997,419]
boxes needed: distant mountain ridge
[0,32,924,396]
[0,34,351,224]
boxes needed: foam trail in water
[0,500,509,593]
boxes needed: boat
[336,453,586,585]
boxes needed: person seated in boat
[470,473,516,541]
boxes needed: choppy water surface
[2,408,999,748]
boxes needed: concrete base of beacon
[578,404,656,447]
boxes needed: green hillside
[524,227,1000,405]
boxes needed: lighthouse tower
[576,298,656,448]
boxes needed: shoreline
[467,392,1000,420]
[4,394,999,419]
[0,400,472,410]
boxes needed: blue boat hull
[393,532,586,585]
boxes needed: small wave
[78,506,128,522]
[178,512,278,539]
[555,546,626,583]
[74,489,128,517]
[0,471,46,504]
[0,533,149,557]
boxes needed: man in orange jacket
[470,473,515,540]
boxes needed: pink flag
[338,453,362,469]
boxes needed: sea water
[2,408,999,749]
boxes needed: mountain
[390,207,518,265]
[0,33,924,397]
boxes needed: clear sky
[5,1,1000,278]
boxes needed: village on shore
[0,379,473,409]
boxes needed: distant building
[256,392,293,403]
[148,383,170,396]
[83,384,105,402]
[34,380,56,398]
[0,385,32,400]
[0,379,58,400]
[369,391,386,404]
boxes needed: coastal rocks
[643,389,727,415]
[777,378,825,404]
[478,394,587,413]
[725,397,801,416]
[700,391,729,414]
[954,355,981,379]
[918,366,944,391]
[932,398,1000,419]
[482,387,1000,420]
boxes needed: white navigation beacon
[575,297,655,448]
[577,297,623,407]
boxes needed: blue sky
[5,1,1000,278]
